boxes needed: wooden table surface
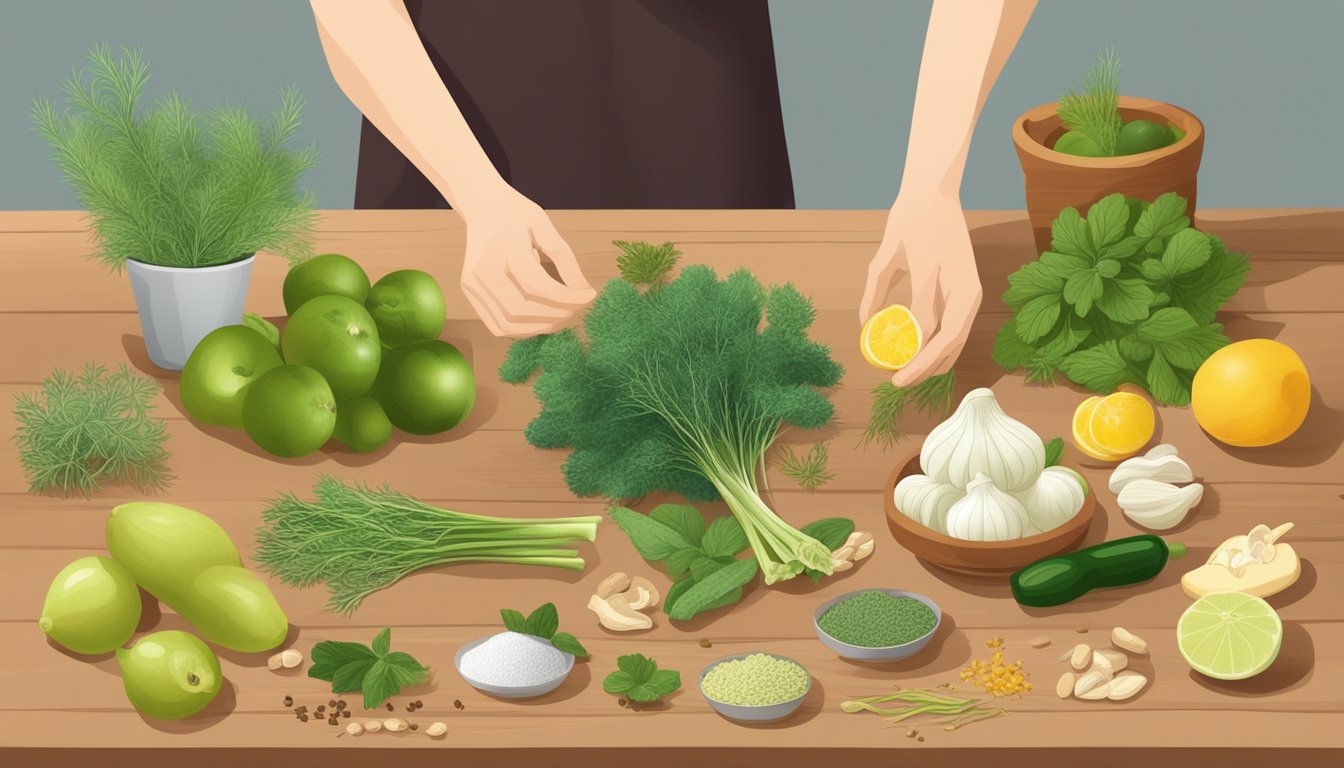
[2,209,1341,767]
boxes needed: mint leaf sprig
[603,653,681,703]
[994,192,1249,405]
[309,628,429,709]
[500,602,588,658]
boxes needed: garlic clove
[1145,444,1179,459]
[1118,479,1202,531]
[1108,452,1194,494]
[920,388,1045,493]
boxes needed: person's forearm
[310,0,508,215]
[900,0,1036,198]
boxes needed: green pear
[39,556,141,654]
[117,630,221,720]
[177,566,289,653]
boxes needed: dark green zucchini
[1011,535,1186,607]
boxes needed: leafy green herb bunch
[993,193,1249,405]
[32,45,318,270]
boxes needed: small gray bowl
[454,633,575,699]
[698,652,811,723]
[812,589,942,661]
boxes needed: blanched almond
[1107,671,1148,701]
[1029,636,1052,649]
[1070,643,1092,670]
[1073,669,1109,697]
[1055,672,1075,699]
[1077,680,1113,700]
[1111,627,1148,655]
[1096,649,1128,671]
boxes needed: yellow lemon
[1071,396,1127,461]
[1192,339,1310,447]
[860,305,922,371]
[1088,392,1156,458]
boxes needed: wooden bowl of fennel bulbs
[884,388,1096,577]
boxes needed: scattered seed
[426,722,448,738]
[299,714,309,723]
[336,700,347,710]
[618,698,627,708]
[364,719,382,732]
[410,723,419,731]
[328,716,339,725]
[1029,636,1051,649]
[414,700,423,707]
[328,699,337,708]
[917,736,925,742]
[699,638,712,648]
[384,718,407,732]
[283,695,293,707]
[342,710,351,718]
[406,704,416,712]
[986,637,1003,649]
[345,722,364,737]
[1075,627,1089,634]
[453,700,464,710]
[906,729,917,738]
[386,702,395,712]
[1111,626,1149,655]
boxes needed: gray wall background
[2,0,1340,211]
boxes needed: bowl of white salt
[455,631,575,699]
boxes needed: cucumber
[1011,535,1186,607]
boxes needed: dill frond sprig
[32,45,318,271]
[776,442,835,491]
[12,363,172,497]
[1057,48,1122,156]
[615,240,681,288]
[861,370,957,449]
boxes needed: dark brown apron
[354,0,795,209]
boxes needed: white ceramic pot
[126,255,255,370]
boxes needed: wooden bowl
[884,456,1095,577]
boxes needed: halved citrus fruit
[860,305,922,371]
[1178,592,1282,680]
[1089,392,1155,457]
[1071,396,1127,461]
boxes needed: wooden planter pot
[1012,96,1205,254]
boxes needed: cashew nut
[845,531,875,561]
[587,593,653,631]
[621,576,661,611]
[426,721,448,738]
[1111,627,1148,655]
[596,572,632,599]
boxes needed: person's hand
[859,192,982,387]
[460,190,596,337]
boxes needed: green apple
[117,630,221,720]
[365,269,447,348]
[242,365,337,457]
[1115,119,1175,156]
[282,253,371,315]
[180,325,283,429]
[1052,130,1104,157]
[374,340,475,435]
[282,295,382,399]
[333,396,393,453]
[39,556,141,655]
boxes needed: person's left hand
[859,191,983,387]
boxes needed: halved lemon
[1089,392,1155,457]
[1071,396,1128,461]
[860,305,922,371]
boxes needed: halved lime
[1177,592,1282,680]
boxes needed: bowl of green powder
[813,589,942,661]
[698,652,811,723]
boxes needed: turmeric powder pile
[960,640,1034,697]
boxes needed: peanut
[1055,672,1076,699]
[1069,643,1092,670]
[1111,626,1148,655]
[426,721,448,738]
[1107,671,1148,701]
[1029,636,1052,649]
[1073,669,1109,697]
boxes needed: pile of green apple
[39,502,288,720]
[180,254,476,457]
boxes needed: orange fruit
[1192,339,1310,447]
[860,305,922,371]
[1088,392,1156,457]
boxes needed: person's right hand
[460,190,596,337]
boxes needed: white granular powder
[459,631,569,687]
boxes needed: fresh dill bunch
[12,363,172,497]
[32,45,318,271]
[1057,48,1122,156]
[776,442,835,491]
[861,370,957,449]
[615,240,681,287]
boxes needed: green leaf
[1146,350,1192,406]
[1050,207,1092,257]
[1003,260,1065,307]
[1136,308,1229,370]
[602,654,680,702]
[648,504,705,548]
[602,670,638,695]
[993,318,1037,371]
[800,517,855,551]
[1039,314,1091,358]
[525,603,559,640]
[616,653,655,681]
[500,609,528,634]
[371,627,391,657]
[331,658,377,693]
[667,559,759,621]
[700,516,749,558]
[662,576,696,615]
[1095,259,1122,278]
[615,240,681,287]
[1099,235,1145,261]
[1140,258,1168,282]
[1166,239,1250,325]
[550,632,589,658]
[1061,341,1134,393]
[1063,269,1104,317]
[1017,295,1063,343]
[1134,193,1190,239]
[308,640,377,682]
[360,654,428,710]
[1161,229,1212,276]
[666,547,703,578]
[609,507,695,561]
[1040,250,1092,274]
[1087,194,1129,250]
[1096,278,1153,323]
[690,555,732,582]
[628,669,682,702]
[1118,336,1154,362]
[1043,437,1065,468]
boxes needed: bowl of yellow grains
[699,652,811,723]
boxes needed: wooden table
[2,209,1341,767]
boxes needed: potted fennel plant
[33,46,317,369]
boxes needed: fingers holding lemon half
[861,305,923,371]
